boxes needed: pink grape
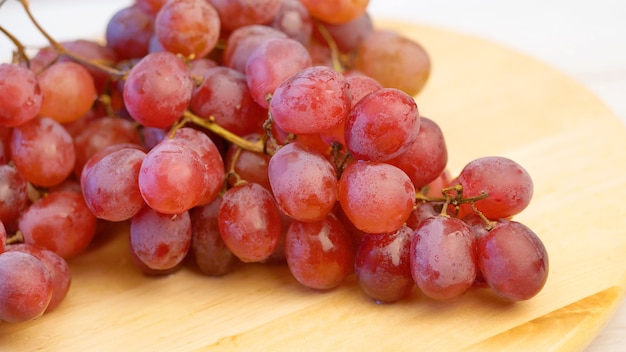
[81,147,147,221]
[218,182,281,263]
[155,0,221,58]
[410,216,477,300]
[285,213,354,290]
[345,87,420,161]
[456,156,534,219]
[7,243,71,312]
[222,25,287,73]
[270,66,351,134]
[0,251,52,323]
[355,225,414,303]
[123,51,194,128]
[268,142,337,222]
[338,160,415,234]
[19,191,97,259]
[0,63,42,127]
[477,220,549,301]
[10,117,76,187]
[105,5,154,60]
[138,137,209,214]
[130,206,192,270]
[270,0,313,45]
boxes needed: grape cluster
[0,0,548,323]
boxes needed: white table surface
[1,1,625,351]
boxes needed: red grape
[270,0,313,45]
[7,243,71,312]
[355,225,414,303]
[19,191,97,259]
[0,251,53,323]
[299,0,369,24]
[0,63,42,127]
[345,87,420,161]
[218,182,281,263]
[285,213,354,290]
[123,51,194,128]
[338,160,415,234]
[477,220,548,301]
[105,5,154,60]
[410,216,477,300]
[130,206,192,270]
[268,142,338,222]
[0,165,29,232]
[210,0,282,32]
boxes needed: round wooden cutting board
[1,21,625,351]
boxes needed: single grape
[270,0,313,45]
[345,87,420,161]
[7,243,71,312]
[405,202,438,230]
[410,216,477,300]
[456,156,534,219]
[338,160,415,234]
[268,142,337,222]
[19,190,97,259]
[210,0,282,32]
[58,39,118,94]
[355,225,414,303]
[10,117,76,187]
[270,66,351,135]
[138,137,209,214]
[155,0,221,58]
[105,5,154,60]
[245,37,313,109]
[0,165,29,232]
[477,220,549,301]
[130,206,192,270]
[218,182,281,263]
[387,117,448,189]
[0,63,42,127]
[355,30,431,96]
[0,251,52,323]
[123,51,194,128]
[285,213,354,290]
[190,66,267,136]
[299,0,369,24]
[81,147,147,221]
[190,196,238,276]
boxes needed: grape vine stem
[17,0,125,78]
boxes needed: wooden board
[2,21,626,351]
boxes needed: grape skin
[218,183,281,263]
[0,251,53,323]
[338,160,415,234]
[299,0,369,25]
[0,165,29,232]
[285,213,354,290]
[410,216,477,300]
[130,206,192,270]
[105,5,154,60]
[7,243,72,313]
[477,220,549,301]
[19,191,97,259]
[123,51,194,128]
[0,63,42,127]
[268,142,338,223]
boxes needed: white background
[1,1,625,350]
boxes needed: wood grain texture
[2,21,625,351]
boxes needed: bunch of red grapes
[0,0,548,324]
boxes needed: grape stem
[315,21,344,74]
[416,184,489,217]
[17,0,125,78]
[0,25,30,66]
[182,110,269,155]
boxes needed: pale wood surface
[1,22,626,351]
